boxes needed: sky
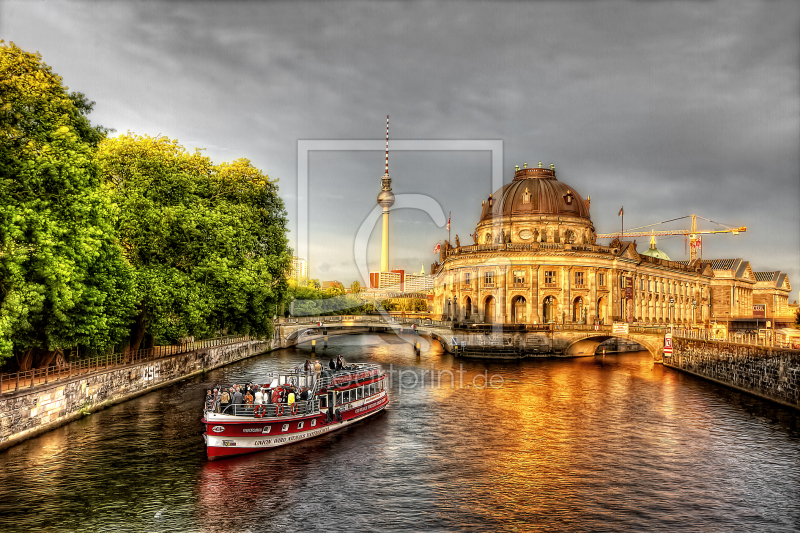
[2,1,799,300]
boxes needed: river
[1,332,799,532]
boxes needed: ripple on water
[0,335,799,532]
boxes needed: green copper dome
[641,234,670,260]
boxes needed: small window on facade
[513,271,525,284]
[598,273,605,286]
[545,270,556,284]
[575,272,584,285]
[485,271,495,286]
[464,272,471,284]
[522,188,531,204]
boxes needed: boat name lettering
[254,439,271,446]
[354,396,385,415]
[242,428,261,433]
[211,426,225,433]
[222,440,236,447]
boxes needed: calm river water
[1,333,799,532]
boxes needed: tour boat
[201,363,389,459]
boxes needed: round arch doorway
[483,296,496,324]
[596,297,607,324]
[464,296,472,320]
[511,295,527,324]
[572,296,585,323]
[542,296,556,323]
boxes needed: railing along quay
[0,335,253,395]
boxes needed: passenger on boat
[304,359,311,372]
[329,358,336,370]
[244,390,254,407]
[336,355,346,371]
[314,360,322,375]
[254,388,264,405]
[287,391,296,405]
[232,388,243,414]
[205,390,214,410]
[220,389,231,412]
[271,387,281,404]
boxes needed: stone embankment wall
[0,338,277,451]
[667,338,800,409]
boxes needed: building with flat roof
[290,257,308,280]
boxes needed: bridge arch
[563,333,663,361]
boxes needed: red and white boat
[202,363,389,460]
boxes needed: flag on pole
[446,212,451,231]
[433,241,441,253]
[618,207,624,216]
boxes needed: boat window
[281,424,289,432]
[311,419,316,427]
[319,396,328,408]
[297,422,304,430]
[343,390,350,403]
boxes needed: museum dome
[640,234,671,261]
[479,166,591,222]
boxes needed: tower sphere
[378,189,395,208]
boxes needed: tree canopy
[0,42,135,368]
[97,134,291,349]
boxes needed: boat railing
[213,399,319,418]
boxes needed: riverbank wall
[666,337,800,409]
[0,337,278,451]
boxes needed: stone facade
[432,166,715,327]
[0,339,275,450]
[667,337,800,409]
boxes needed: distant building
[320,280,344,291]
[369,269,404,292]
[405,271,434,293]
[290,257,308,280]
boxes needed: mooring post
[311,339,316,353]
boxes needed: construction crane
[596,214,746,262]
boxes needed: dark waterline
[1,333,799,532]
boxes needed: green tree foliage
[0,42,136,368]
[97,134,290,349]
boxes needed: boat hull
[204,393,388,460]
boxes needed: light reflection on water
[0,333,799,532]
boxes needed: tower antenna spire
[385,115,390,176]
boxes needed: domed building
[431,164,716,327]
[640,234,670,261]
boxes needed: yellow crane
[596,214,746,262]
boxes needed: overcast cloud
[2,1,798,300]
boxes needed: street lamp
[692,299,697,327]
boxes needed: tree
[350,281,361,295]
[0,42,136,368]
[97,134,290,350]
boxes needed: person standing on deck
[254,387,264,405]
[314,360,322,375]
[232,388,243,414]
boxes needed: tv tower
[377,115,394,272]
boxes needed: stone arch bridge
[275,317,667,361]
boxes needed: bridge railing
[673,328,797,349]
